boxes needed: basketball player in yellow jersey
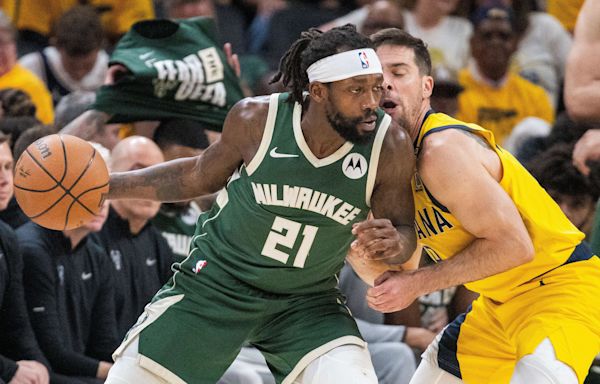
[359,27,600,384]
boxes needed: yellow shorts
[433,254,600,383]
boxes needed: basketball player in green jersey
[100,25,416,384]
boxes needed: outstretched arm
[565,0,600,121]
[367,129,534,312]
[108,97,267,202]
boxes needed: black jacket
[91,207,174,339]
[0,220,49,382]
[17,222,119,378]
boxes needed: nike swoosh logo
[139,51,154,60]
[270,147,299,158]
[81,272,92,280]
[146,258,157,266]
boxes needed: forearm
[108,157,207,202]
[408,238,531,297]
[59,110,111,141]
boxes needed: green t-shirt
[93,17,244,130]
[153,202,202,262]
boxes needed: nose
[363,90,380,111]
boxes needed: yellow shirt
[0,64,53,124]
[546,0,584,33]
[413,112,584,303]
[4,0,154,37]
[456,69,554,145]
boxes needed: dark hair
[0,89,36,118]
[0,131,9,146]
[545,112,597,148]
[526,143,599,201]
[13,125,56,162]
[153,119,210,150]
[271,24,374,105]
[0,116,42,149]
[54,5,103,56]
[371,28,431,75]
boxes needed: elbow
[517,237,535,265]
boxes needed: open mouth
[379,99,398,113]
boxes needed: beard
[326,105,376,145]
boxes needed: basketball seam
[61,147,102,229]
[64,182,109,231]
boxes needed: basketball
[14,134,110,231]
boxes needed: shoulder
[528,12,565,31]
[226,95,272,124]
[444,15,473,35]
[222,95,275,151]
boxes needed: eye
[373,85,384,93]
[350,87,362,94]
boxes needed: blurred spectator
[361,0,405,37]
[151,119,211,261]
[0,116,42,149]
[527,143,598,236]
[91,136,174,339]
[18,203,118,383]
[246,0,287,55]
[546,0,584,33]
[0,11,54,124]
[502,116,551,160]
[19,6,108,106]
[0,88,36,118]
[3,0,154,53]
[163,0,247,54]
[0,132,51,384]
[430,66,463,116]
[404,0,472,74]
[456,5,553,145]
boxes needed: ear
[309,82,329,104]
[422,75,433,99]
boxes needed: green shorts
[113,248,364,384]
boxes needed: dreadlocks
[271,24,374,105]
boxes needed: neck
[301,105,347,159]
[412,4,444,29]
[407,104,432,143]
[63,227,90,249]
[112,204,148,235]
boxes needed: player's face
[377,44,432,129]
[0,141,13,211]
[325,74,383,144]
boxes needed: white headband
[306,48,383,83]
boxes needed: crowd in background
[0,0,598,383]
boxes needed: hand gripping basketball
[14,134,110,230]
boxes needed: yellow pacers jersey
[413,112,584,303]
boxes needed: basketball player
[102,25,417,384]
[363,28,600,384]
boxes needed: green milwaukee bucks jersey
[93,17,243,130]
[186,93,391,294]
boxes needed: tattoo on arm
[60,110,110,141]
[458,129,492,150]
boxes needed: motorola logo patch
[342,153,368,179]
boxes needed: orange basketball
[14,134,109,231]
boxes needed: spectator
[0,131,50,384]
[0,11,53,124]
[4,0,154,53]
[0,88,36,118]
[18,203,117,383]
[91,136,174,339]
[361,0,405,37]
[19,5,108,106]
[545,0,584,33]
[527,143,598,237]
[456,5,554,145]
[430,66,463,116]
[404,0,473,74]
